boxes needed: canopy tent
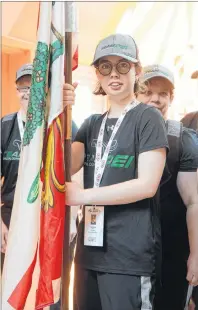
[2,1,198,120]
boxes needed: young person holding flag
[64,34,169,310]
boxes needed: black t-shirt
[74,103,169,276]
[160,121,198,258]
[1,112,78,225]
[1,113,20,208]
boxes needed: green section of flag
[27,172,40,203]
[50,40,64,63]
[23,42,49,146]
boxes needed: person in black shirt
[63,34,169,310]
[137,64,198,310]
[181,111,198,310]
[1,64,78,273]
[1,64,33,267]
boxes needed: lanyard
[17,111,25,140]
[94,99,139,188]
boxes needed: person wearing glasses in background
[1,64,33,271]
[1,64,78,273]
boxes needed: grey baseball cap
[16,63,33,82]
[91,34,139,65]
[141,64,174,87]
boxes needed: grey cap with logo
[16,63,33,82]
[91,34,139,65]
[141,64,175,87]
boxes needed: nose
[150,93,160,103]
[110,65,119,79]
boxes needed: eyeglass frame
[95,59,132,76]
[17,86,31,93]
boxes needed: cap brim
[16,73,32,82]
[91,53,138,66]
[141,72,174,87]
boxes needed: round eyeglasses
[97,60,131,76]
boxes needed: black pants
[74,266,155,310]
[154,257,188,310]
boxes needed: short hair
[16,75,32,86]
[138,78,175,97]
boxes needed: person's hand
[188,298,196,310]
[66,182,85,206]
[1,220,9,253]
[187,253,198,286]
[63,82,78,109]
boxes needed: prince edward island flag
[2,2,78,309]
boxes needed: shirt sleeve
[179,128,198,172]
[138,106,169,154]
[74,116,91,144]
[1,151,3,178]
[71,120,78,142]
[74,114,101,144]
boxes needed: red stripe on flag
[36,115,65,308]
[8,248,38,310]
[72,46,78,71]
[64,45,78,74]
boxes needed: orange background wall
[1,1,38,118]
[2,50,31,117]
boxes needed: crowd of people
[1,33,198,310]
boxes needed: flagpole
[62,3,77,309]
[62,31,72,310]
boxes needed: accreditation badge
[84,206,104,247]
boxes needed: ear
[16,86,20,97]
[95,68,100,78]
[135,65,142,79]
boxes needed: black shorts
[74,266,155,310]
[1,205,12,228]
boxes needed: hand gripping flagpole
[62,2,78,309]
